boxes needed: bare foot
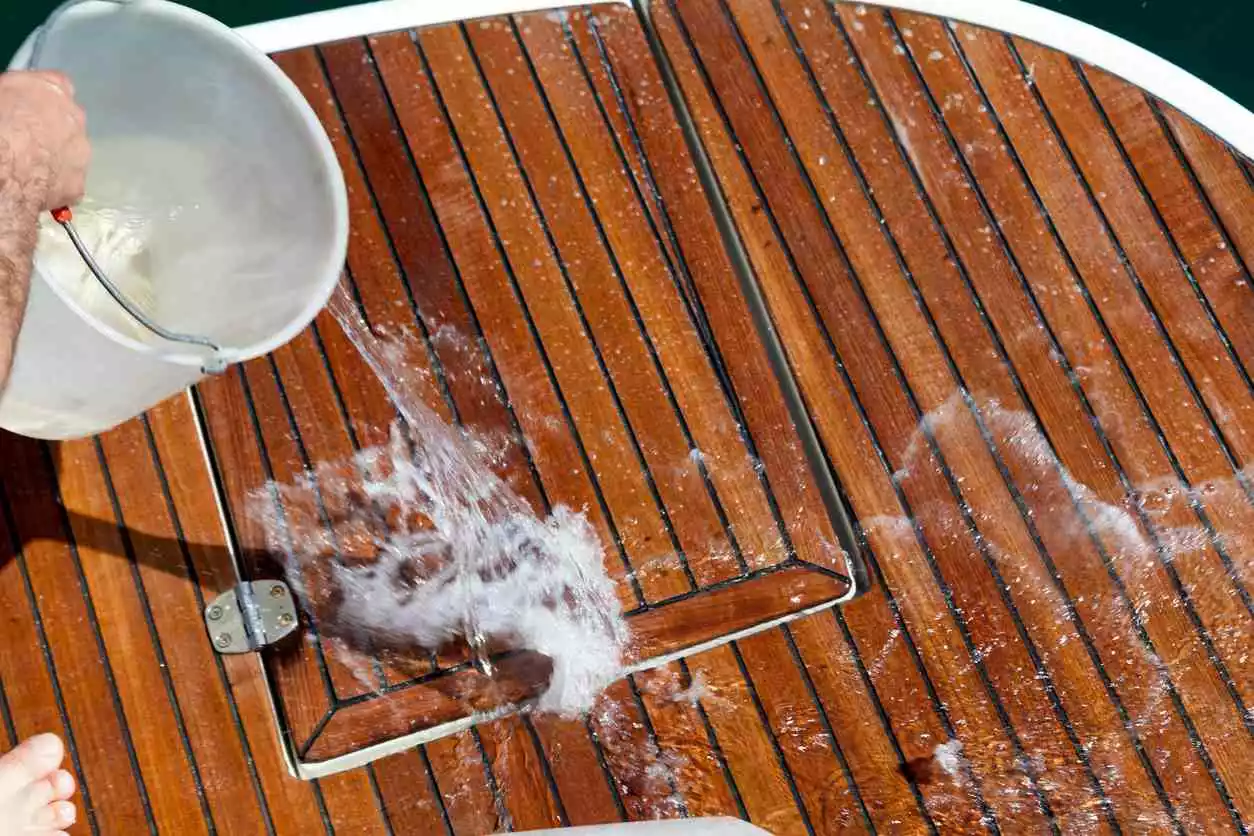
[0,734,76,834]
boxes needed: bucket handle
[28,0,230,376]
[50,207,228,373]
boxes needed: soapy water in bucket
[37,198,157,342]
[253,289,629,715]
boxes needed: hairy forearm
[0,138,44,393]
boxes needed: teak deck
[1,2,1252,833]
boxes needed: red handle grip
[51,206,72,223]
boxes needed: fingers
[0,70,90,209]
[50,135,90,208]
[33,70,74,99]
[0,69,75,100]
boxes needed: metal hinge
[204,581,299,653]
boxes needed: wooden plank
[585,8,959,831]
[417,21,694,604]
[9,7,1250,833]
[759,2,1239,829]
[1161,106,1254,352]
[371,748,451,835]
[145,396,330,836]
[282,43,472,688]
[367,29,645,612]
[89,426,275,836]
[632,662,742,821]
[788,614,933,833]
[625,565,846,658]
[210,20,864,769]
[1024,42,1254,678]
[656,1,1109,830]
[55,437,209,835]
[568,7,854,581]
[311,38,537,499]
[1067,63,1254,464]
[197,369,337,750]
[317,767,391,835]
[476,716,564,831]
[96,417,270,836]
[474,15,783,581]
[426,733,503,835]
[304,566,844,761]
[912,20,1254,824]
[239,351,385,698]
[1101,96,1254,379]
[0,433,153,834]
[736,628,869,832]
[1080,66,1254,600]
[588,679,687,822]
[0,448,106,836]
[718,3,1188,824]
[817,5,1254,828]
[649,3,1000,831]
[467,15,741,588]
[683,645,808,834]
[528,714,624,826]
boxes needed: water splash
[254,287,627,715]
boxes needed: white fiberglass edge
[238,0,1254,159]
[875,0,1254,160]
[295,587,850,778]
[235,0,629,55]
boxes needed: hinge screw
[214,633,232,649]
[207,605,223,621]
[277,613,295,627]
[270,584,286,598]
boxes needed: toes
[48,770,75,802]
[31,799,76,830]
[20,775,55,812]
[0,734,63,799]
[14,769,74,820]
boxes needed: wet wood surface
[0,2,1250,833]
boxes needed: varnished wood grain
[146,397,330,836]
[0,3,1249,834]
[303,565,845,762]
[0,434,154,835]
[658,0,1254,831]
[192,6,857,768]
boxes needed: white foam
[669,670,708,706]
[933,738,965,779]
[256,288,627,715]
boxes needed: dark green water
[4,1,1249,111]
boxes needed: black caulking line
[631,0,867,595]
[460,21,700,595]
[141,414,279,836]
[654,2,1002,828]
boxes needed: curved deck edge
[237,0,1254,159]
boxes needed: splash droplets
[254,287,627,715]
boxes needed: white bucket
[2,0,347,439]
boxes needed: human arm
[0,70,89,392]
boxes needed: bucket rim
[10,0,349,369]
